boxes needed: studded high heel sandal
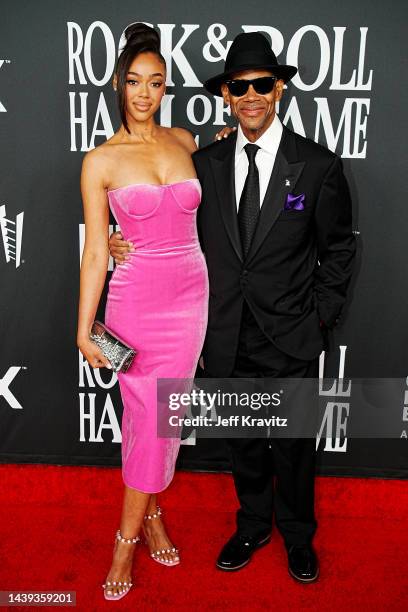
[143,506,180,566]
[102,530,140,601]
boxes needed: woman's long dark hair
[115,23,166,133]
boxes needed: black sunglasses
[225,76,277,97]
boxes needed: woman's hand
[214,126,237,141]
[77,336,112,369]
[109,230,134,265]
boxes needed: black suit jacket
[192,124,356,376]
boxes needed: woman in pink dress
[77,23,211,601]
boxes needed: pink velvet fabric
[105,179,208,492]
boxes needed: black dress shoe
[216,532,271,571]
[288,544,319,582]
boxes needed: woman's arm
[77,149,112,368]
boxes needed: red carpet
[1,465,407,611]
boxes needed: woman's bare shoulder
[81,139,117,177]
[167,126,197,153]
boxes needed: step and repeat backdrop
[1,1,407,478]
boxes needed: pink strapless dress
[105,178,208,492]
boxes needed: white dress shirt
[234,113,283,210]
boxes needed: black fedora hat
[204,32,297,96]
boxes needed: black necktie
[238,143,260,258]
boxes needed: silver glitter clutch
[89,320,137,373]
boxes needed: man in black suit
[193,32,355,581]
[109,32,356,582]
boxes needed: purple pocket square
[284,193,305,211]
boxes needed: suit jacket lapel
[244,127,305,265]
[209,133,243,262]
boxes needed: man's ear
[275,79,285,102]
[220,83,230,107]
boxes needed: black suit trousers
[228,301,319,549]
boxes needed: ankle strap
[116,529,140,544]
[144,505,162,520]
